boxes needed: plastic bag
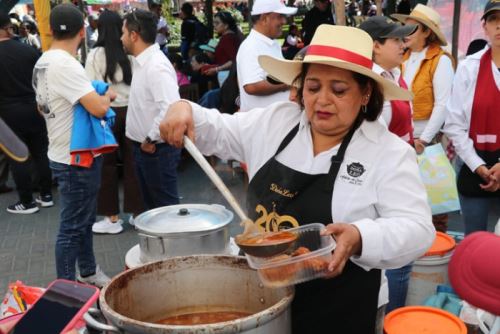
[417,144,461,215]
[0,281,44,319]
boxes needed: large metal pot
[85,255,294,333]
[134,204,234,262]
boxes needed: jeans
[460,194,498,235]
[385,263,413,313]
[199,89,220,109]
[132,143,181,210]
[50,157,102,280]
[454,157,499,235]
[2,102,52,203]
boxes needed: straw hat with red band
[391,4,448,46]
[448,232,500,315]
[258,25,413,101]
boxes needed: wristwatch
[145,136,157,144]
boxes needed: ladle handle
[183,136,249,222]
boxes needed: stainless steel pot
[134,204,234,262]
[85,255,294,334]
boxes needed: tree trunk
[452,0,461,60]
[375,0,383,16]
[205,0,213,38]
[333,0,345,26]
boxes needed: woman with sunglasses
[160,25,434,333]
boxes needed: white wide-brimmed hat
[392,4,447,46]
[258,25,412,101]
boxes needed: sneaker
[36,194,54,207]
[128,215,135,227]
[7,201,39,214]
[92,217,123,234]
[77,266,111,288]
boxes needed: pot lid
[134,204,234,235]
[424,232,456,257]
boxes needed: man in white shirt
[148,0,170,56]
[33,4,115,287]
[86,13,98,49]
[121,9,181,210]
[236,0,297,111]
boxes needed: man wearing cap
[360,16,419,314]
[236,0,297,112]
[121,9,181,211]
[0,11,53,215]
[33,4,116,287]
[443,0,500,235]
[302,0,335,46]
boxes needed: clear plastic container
[245,223,336,288]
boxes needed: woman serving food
[160,25,434,333]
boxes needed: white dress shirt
[444,46,500,172]
[236,29,289,112]
[185,100,435,305]
[126,44,179,143]
[403,46,454,142]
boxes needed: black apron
[247,122,381,334]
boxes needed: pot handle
[84,308,122,333]
[138,233,165,255]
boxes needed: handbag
[417,144,461,215]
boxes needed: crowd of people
[0,0,499,332]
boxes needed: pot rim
[99,255,295,332]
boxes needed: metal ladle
[183,136,296,257]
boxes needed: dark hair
[420,24,438,47]
[294,64,384,122]
[94,10,132,85]
[0,12,9,29]
[123,9,157,45]
[168,52,184,70]
[181,2,194,16]
[251,15,261,24]
[466,38,488,56]
[192,52,211,64]
[215,11,238,33]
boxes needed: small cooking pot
[134,204,234,262]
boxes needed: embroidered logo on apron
[254,202,299,232]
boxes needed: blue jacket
[70,80,118,167]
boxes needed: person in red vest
[359,16,419,314]
[444,0,500,235]
[360,16,417,146]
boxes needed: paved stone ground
[0,157,248,294]
[0,157,498,295]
